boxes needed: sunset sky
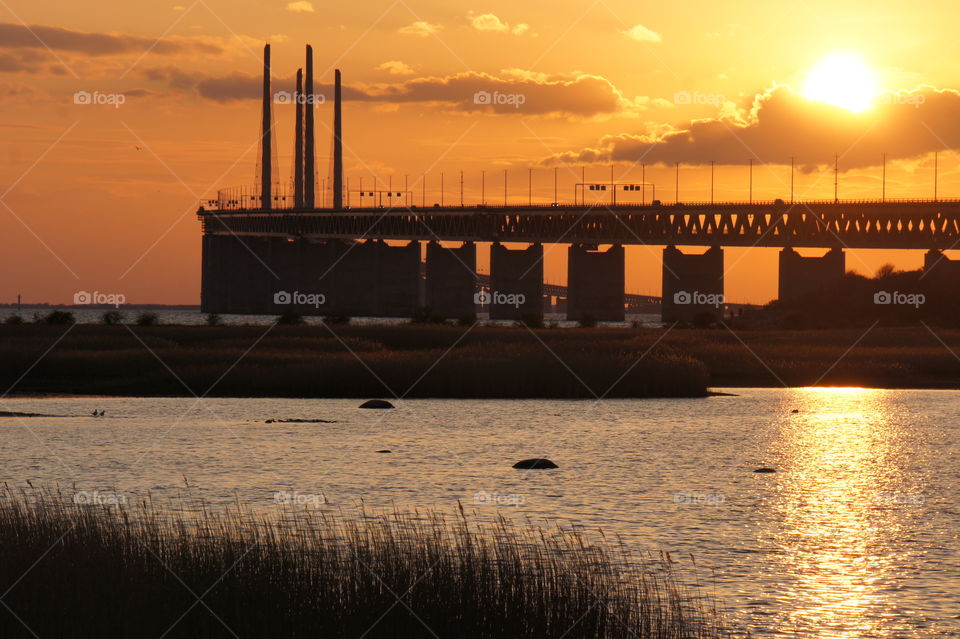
[3,0,960,305]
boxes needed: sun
[803,53,878,112]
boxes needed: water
[1,389,958,637]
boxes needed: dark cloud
[140,67,630,116]
[545,87,960,170]
[0,50,50,73]
[0,23,224,57]
[357,71,624,116]
[0,82,42,102]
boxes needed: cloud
[286,1,314,12]
[398,21,441,37]
[377,60,414,76]
[0,22,224,56]
[0,50,50,73]
[543,86,960,170]
[621,24,661,43]
[0,82,44,103]
[142,66,641,117]
[469,13,529,36]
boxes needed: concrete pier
[425,241,477,320]
[661,245,724,323]
[201,237,421,318]
[923,249,960,278]
[200,234,226,313]
[778,247,845,301]
[489,243,544,321]
[567,245,625,322]
[201,235,284,314]
[311,240,420,317]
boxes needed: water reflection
[768,388,921,637]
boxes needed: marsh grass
[0,487,727,638]
[6,323,958,397]
[0,325,708,398]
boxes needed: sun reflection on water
[766,387,922,637]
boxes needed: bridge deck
[197,199,960,249]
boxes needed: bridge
[197,44,960,323]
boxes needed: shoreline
[9,385,960,403]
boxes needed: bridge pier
[201,235,287,314]
[661,245,724,323]
[778,247,845,302]
[271,239,336,315]
[923,249,960,278]
[567,244,625,322]
[200,234,226,313]
[309,240,420,317]
[426,241,477,320]
[489,243,544,321]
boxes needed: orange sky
[2,0,960,305]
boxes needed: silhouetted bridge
[198,43,960,323]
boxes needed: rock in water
[754,467,777,473]
[359,399,394,409]
[513,458,558,470]
[375,450,392,453]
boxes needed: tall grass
[6,323,960,395]
[0,325,709,398]
[0,487,727,638]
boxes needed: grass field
[0,324,709,398]
[3,322,960,398]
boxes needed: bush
[691,311,718,329]
[277,312,304,325]
[205,313,223,327]
[43,310,75,325]
[4,315,23,325]
[323,313,351,325]
[101,311,125,326]
[410,307,446,325]
[516,313,543,329]
[135,312,159,326]
[577,314,597,328]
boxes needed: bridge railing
[199,185,960,214]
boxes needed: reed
[0,487,727,638]
[0,324,709,398]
